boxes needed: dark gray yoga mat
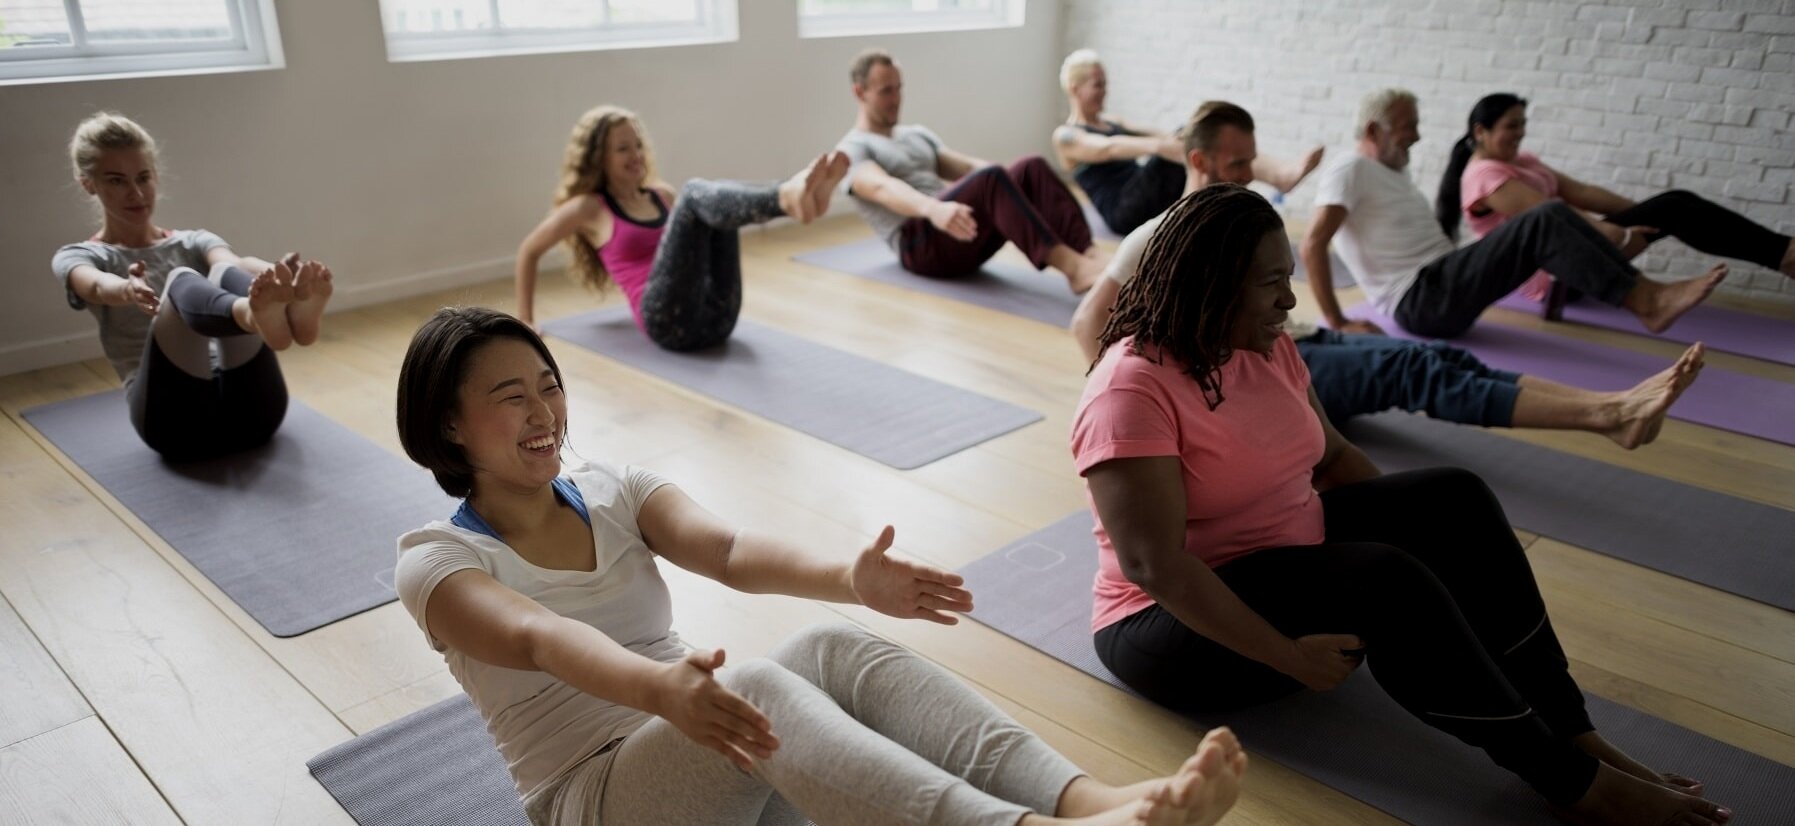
[543,308,1041,470]
[1343,304,1795,447]
[22,391,452,637]
[1494,291,1795,368]
[964,512,1795,825]
[309,695,528,826]
[793,238,1082,327]
[1340,411,1795,611]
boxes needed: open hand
[1281,633,1364,691]
[929,201,978,242]
[656,648,779,771]
[849,525,974,625]
[122,261,159,315]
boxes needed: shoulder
[566,459,672,516]
[53,241,109,265]
[176,229,231,251]
[903,124,944,146]
[650,182,679,205]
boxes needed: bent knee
[769,621,885,664]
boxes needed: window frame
[378,0,738,64]
[0,0,284,86]
[796,0,1023,40]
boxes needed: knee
[1332,542,1435,591]
[207,261,238,282]
[967,164,1010,183]
[769,622,884,665]
[1012,155,1053,174]
[721,657,795,698]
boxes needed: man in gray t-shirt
[837,49,1109,292]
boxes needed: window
[379,0,737,63]
[0,0,281,85]
[798,0,1023,39]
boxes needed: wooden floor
[2,217,1792,824]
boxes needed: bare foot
[1574,732,1705,797]
[1604,342,1704,449]
[1069,249,1111,294]
[286,260,334,346]
[1627,265,1727,334]
[778,152,850,224]
[1050,728,1246,826]
[1553,761,1729,826]
[247,263,296,351]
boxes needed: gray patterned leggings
[639,179,786,352]
[533,623,1085,825]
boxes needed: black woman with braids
[1070,183,1732,826]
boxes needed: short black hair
[397,307,565,498]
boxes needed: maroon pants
[898,155,1094,278]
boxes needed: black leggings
[638,179,785,352]
[126,265,288,461]
[1607,188,1790,270]
[1094,468,1599,805]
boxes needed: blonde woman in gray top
[51,112,335,459]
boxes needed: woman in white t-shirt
[393,306,1247,826]
[51,112,336,459]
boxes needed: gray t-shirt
[838,124,949,249]
[51,229,230,383]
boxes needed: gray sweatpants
[532,623,1085,826]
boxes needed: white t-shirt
[1102,210,1320,339]
[394,460,682,800]
[1313,154,1456,316]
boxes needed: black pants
[1090,157,1186,236]
[127,265,288,461]
[1397,201,1637,338]
[1094,468,1599,805]
[1607,188,1790,270]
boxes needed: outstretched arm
[637,485,974,624]
[1053,125,1183,166]
[849,161,977,241]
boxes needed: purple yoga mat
[1493,292,1795,367]
[1343,305,1795,446]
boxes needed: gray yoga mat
[1494,291,1795,368]
[543,308,1042,470]
[309,695,528,826]
[21,391,452,637]
[793,238,1082,327]
[1340,411,1795,611]
[964,512,1795,825]
[1342,304,1795,447]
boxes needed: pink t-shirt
[1071,334,1327,632]
[1461,152,1561,300]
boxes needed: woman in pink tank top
[514,106,851,351]
[1436,93,1794,307]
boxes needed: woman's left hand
[849,526,974,625]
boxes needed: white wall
[1062,0,1795,306]
[0,0,1066,375]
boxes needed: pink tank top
[597,189,668,328]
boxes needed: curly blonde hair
[554,105,659,291]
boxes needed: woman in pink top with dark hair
[514,106,851,351]
[1074,183,1731,826]
[1436,93,1795,305]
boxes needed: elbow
[1116,552,1171,596]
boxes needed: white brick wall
[1062,0,1795,303]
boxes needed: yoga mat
[21,392,452,638]
[1494,292,1795,368]
[1342,305,1795,447]
[793,238,1081,327]
[309,695,528,826]
[964,512,1795,825]
[543,308,1042,470]
[1340,412,1795,611]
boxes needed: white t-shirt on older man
[1313,154,1456,316]
[394,460,683,801]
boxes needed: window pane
[496,0,603,30]
[0,1,73,49]
[800,0,993,13]
[380,0,497,34]
[81,0,234,43]
[605,0,697,24]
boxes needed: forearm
[527,614,674,714]
[514,253,541,322]
[1313,444,1380,491]
[1301,244,1351,326]
[862,178,944,220]
[77,273,131,306]
[719,529,857,603]
[1135,556,1299,672]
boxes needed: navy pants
[1298,329,1522,427]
